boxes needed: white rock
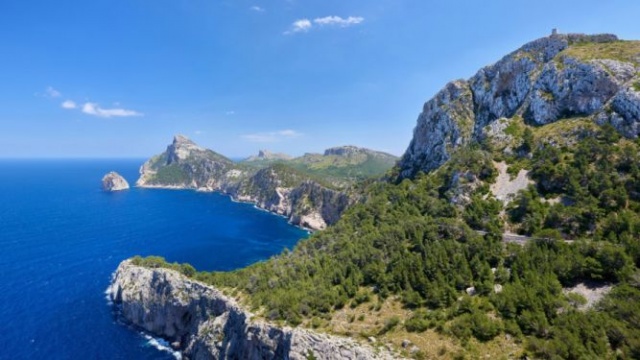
[107,260,402,360]
[101,171,129,191]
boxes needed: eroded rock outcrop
[102,171,130,191]
[107,260,399,360]
[399,32,640,178]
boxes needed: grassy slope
[558,40,640,65]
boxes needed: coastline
[136,183,318,232]
[107,259,401,360]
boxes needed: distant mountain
[289,146,398,183]
[243,149,292,163]
[239,145,398,185]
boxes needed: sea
[0,159,308,360]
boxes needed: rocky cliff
[102,171,130,191]
[136,136,354,230]
[107,260,399,360]
[137,135,240,190]
[399,32,640,178]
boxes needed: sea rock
[101,171,129,191]
[398,32,640,179]
[107,260,400,360]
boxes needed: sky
[0,0,639,158]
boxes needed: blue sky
[1,0,639,158]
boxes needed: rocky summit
[399,32,640,178]
[101,171,129,191]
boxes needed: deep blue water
[0,160,307,360]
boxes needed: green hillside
[241,146,398,186]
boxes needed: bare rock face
[101,171,129,191]
[288,181,352,230]
[399,80,474,178]
[107,260,400,360]
[526,58,635,125]
[137,135,236,190]
[234,169,352,230]
[399,32,640,179]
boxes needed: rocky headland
[102,171,130,191]
[136,135,395,230]
[399,32,640,178]
[107,260,400,360]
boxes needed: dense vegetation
[136,124,640,359]
[152,164,190,184]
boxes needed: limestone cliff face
[136,136,353,230]
[137,135,240,191]
[232,168,352,230]
[107,260,399,360]
[288,181,351,230]
[399,33,640,178]
[102,171,130,191]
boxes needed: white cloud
[61,100,77,109]
[194,130,204,135]
[313,16,364,27]
[241,129,302,143]
[285,16,364,34]
[81,102,143,118]
[285,19,312,34]
[226,110,236,115]
[250,5,264,12]
[45,86,61,98]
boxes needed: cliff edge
[107,260,400,360]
